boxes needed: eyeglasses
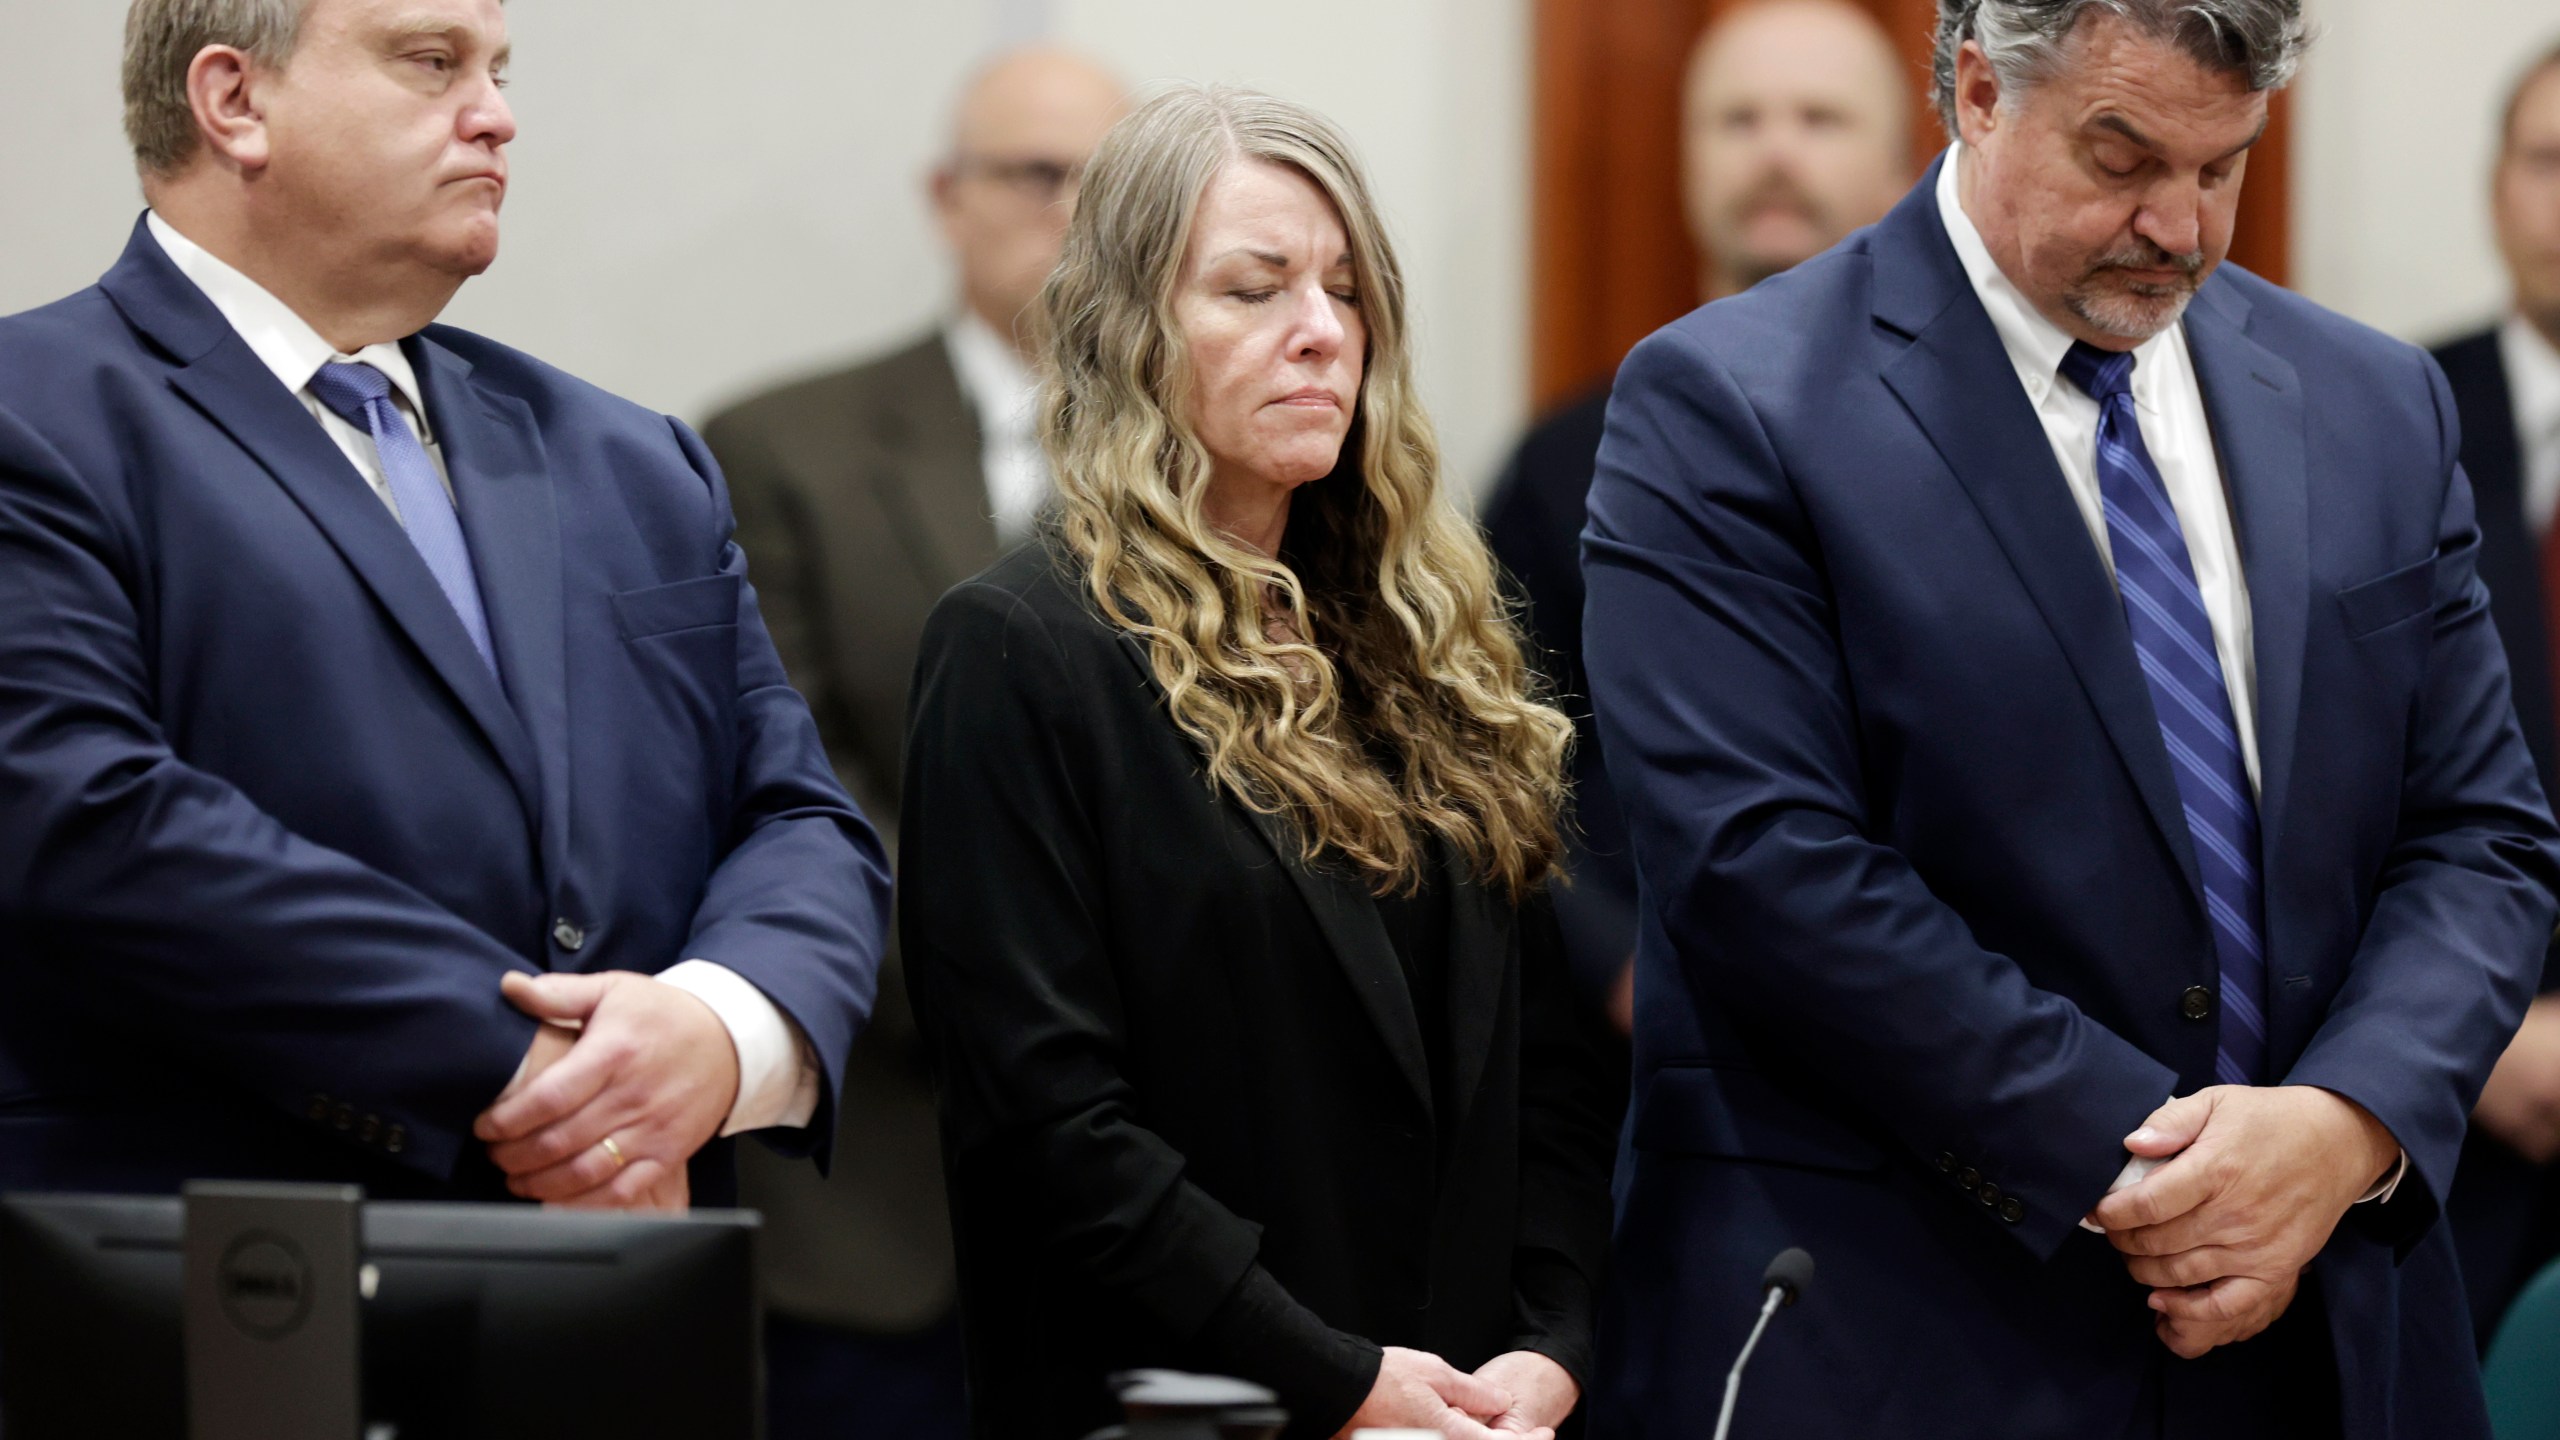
[952,154,1087,205]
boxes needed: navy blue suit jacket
[1582,163,2560,1438]
[0,220,889,1203]
[2434,326,2560,1342]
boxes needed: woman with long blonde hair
[900,84,1616,1439]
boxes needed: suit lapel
[869,335,1002,590]
[123,296,544,821]
[1233,801,1437,1119]
[412,333,570,888]
[1100,628,1435,1115]
[1871,169,2205,904]
[2182,283,2308,877]
[1438,841,1510,1133]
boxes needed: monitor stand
[184,1181,365,1440]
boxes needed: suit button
[552,919,586,953]
[385,1125,409,1156]
[307,1093,331,1123]
[1958,1166,1981,1190]
[1977,1182,2002,1207]
[1935,1152,1957,1175]
[2180,985,2214,1021]
[330,1101,355,1132]
[358,1114,381,1144]
[2000,1196,2026,1224]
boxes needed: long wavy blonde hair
[1035,84,1572,901]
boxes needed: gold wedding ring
[599,1134,627,1170]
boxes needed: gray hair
[122,0,313,176]
[1930,0,2308,138]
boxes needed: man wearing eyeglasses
[699,45,1126,1440]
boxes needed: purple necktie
[307,361,496,675]
[2058,340,2266,1084]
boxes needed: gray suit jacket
[703,329,1001,1332]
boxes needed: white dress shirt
[1931,157,2406,1214]
[2505,315,2560,541]
[943,309,1050,547]
[146,213,819,1137]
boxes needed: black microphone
[1712,1247,1816,1440]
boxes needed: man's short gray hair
[1930,0,2308,138]
[122,0,312,176]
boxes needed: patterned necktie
[2058,340,2267,1085]
[307,361,497,675]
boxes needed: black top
[899,542,1619,1439]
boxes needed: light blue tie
[2058,340,2267,1086]
[307,361,497,675]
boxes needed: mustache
[1726,170,1827,226]
[2090,238,2206,277]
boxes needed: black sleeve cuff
[1192,1264,1383,1435]
[1510,1249,1597,1389]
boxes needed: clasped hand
[473,970,741,1212]
[2086,1085,2397,1359]
[1334,1347,1578,1440]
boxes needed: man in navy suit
[2433,39,2560,1344]
[0,0,887,1211]
[1583,0,2560,1433]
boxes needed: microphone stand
[1711,1285,1788,1440]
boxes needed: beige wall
[0,1,1530,495]
[2293,0,2558,345]
[20,3,2548,492]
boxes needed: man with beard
[1480,0,1910,1041]
[1584,0,2560,1432]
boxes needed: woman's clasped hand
[1336,1347,1580,1440]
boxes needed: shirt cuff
[2355,1149,2410,1205]
[655,960,822,1136]
[2079,1153,2165,1234]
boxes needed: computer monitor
[0,1193,761,1440]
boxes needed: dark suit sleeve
[901,582,1381,1430]
[0,401,538,1180]
[1506,892,1619,1385]
[667,419,890,1161]
[1582,327,2179,1260]
[2284,354,2560,1248]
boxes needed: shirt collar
[1933,145,2180,412]
[2501,312,2560,446]
[942,308,1037,440]
[145,211,433,434]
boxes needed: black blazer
[899,543,1618,1439]
[2436,326,2560,1343]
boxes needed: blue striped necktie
[307,361,498,675]
[2058,341,2266,1086]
